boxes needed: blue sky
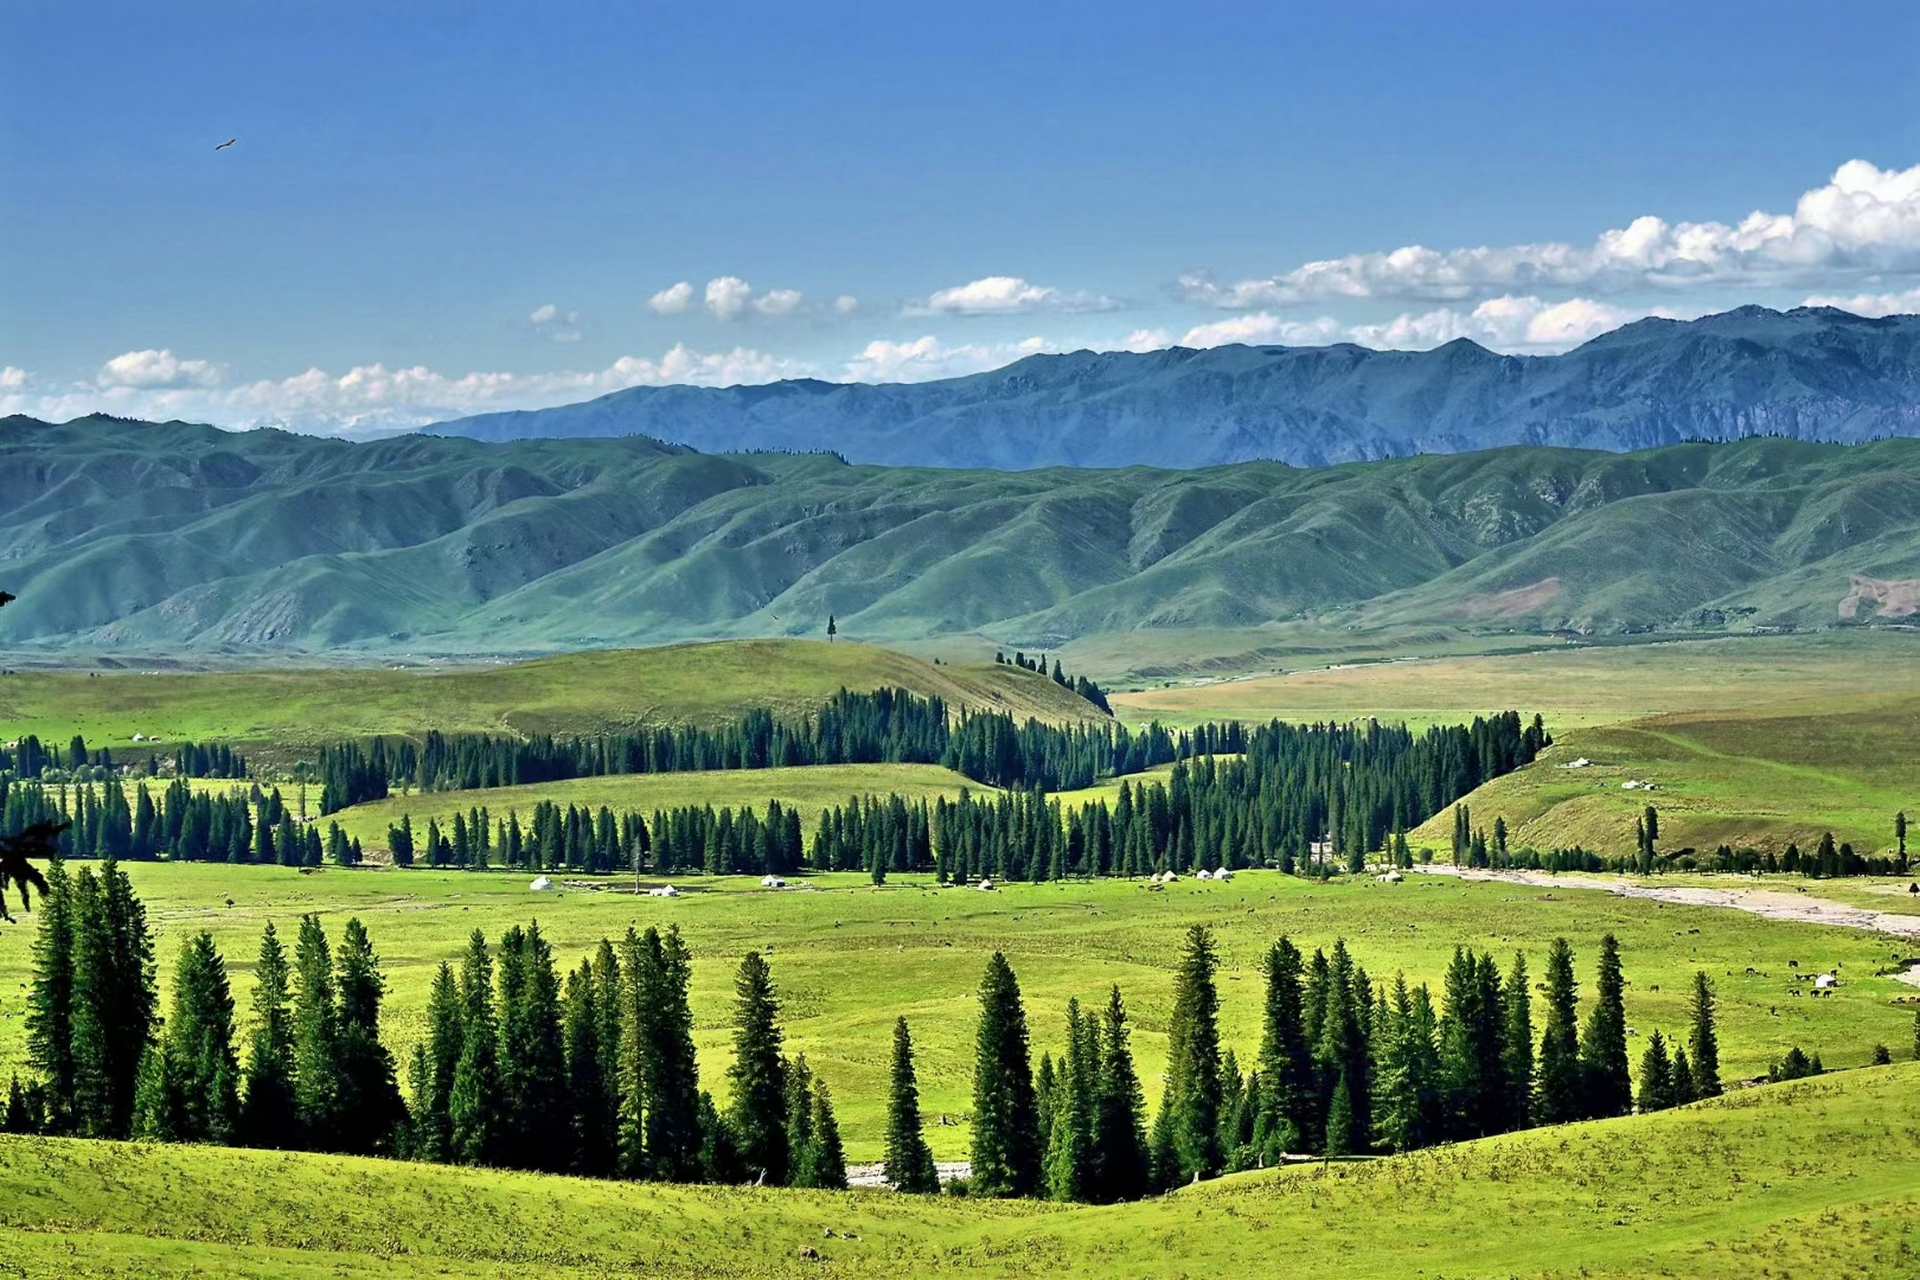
[4,0,1918,434]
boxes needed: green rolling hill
[2,416,1917,655]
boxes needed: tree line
[14,859,1748,1208]
[0,735,246,783]
[0,776,358,867]
[962,926,1725,1201]
[991,649,1113,715]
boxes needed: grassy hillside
[0,864,1910,1163]
[2,1064,1915,1278]
[5,417,1920,652]
[328,763,985,849]
[1409,694,1920,857]
[0,638,1102,751]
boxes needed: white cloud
[833,295,861,315]
[1802,286,1920,317]
[1170,296,1674,355]
[529,304,582,342]
[753,288,803,318]
[97,349,225,389]
[529,303,559,324]
[908,276,1123,316]
[649,281,695,315]
[1184,159,1920,307]
[841,335,1062,382]
[0,366,26,391]
[703,276,753,321]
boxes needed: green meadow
[1,1063,1914,1278]
[0,862,1911,1163]
[0,639,1100,751]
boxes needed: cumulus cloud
[649,281,695,315]
[907,276,1123,316]
[833,295,861,315]
[0,365,26,391]
[704,276,754,321]
[1183,159,1920,308]
[529,304,559,324]
[1802,286,1920,317]
[97,349,225,390]
[753,288,803,318]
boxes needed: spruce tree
[1045,999,1095,1202]
[1374,976,1444,1153]
[1533,938,1582,1125]
[1686,971,1721,1098]
[642,926,704,1182]
[1636,1030,1674,1113]
[449,929,503,1165]
[727,951,789,1185]
[334,918,403,1155]
[289,914,341,1145]
[154,931,239,1143]
[970,951,1041,1198]
[1671,1044,1697,1105]
[1501,951,1534,1130]
[24,855,75,1129]
[497,923,570,1172]
[563,959,616,1176]
[411,960,463,1162]
[1162,925,1224,1181]
[1578,934,1632,1119]
[1254,938,1312,1158]
[884,1017,939,1193]
[1090,984,1148,1204]
[239,923,298,1148]
[805,1079,848,1190]
[784,1054,817,1186]
[132,1039,187,1142]
[69,860,157,1139]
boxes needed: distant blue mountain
[429,307,1920,469]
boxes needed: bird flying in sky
[215,138,236,150]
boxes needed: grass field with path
[0,863,1910,1164]
[0,1063,1913,1278]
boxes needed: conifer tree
[1636,1030,1674,1112]
[1671,1044,1696,1105]
[784,1054,817,1186]
[132,1039,188,1142]
[884,1017,939,1193]
[1161,925,1224,1180]
[289,914,341,1145]
[970,952,1041,1198]
[149,931,239,1143]
[642,926,704,1181]
[727,951,789,1185]
[69,860,157,1139]
[449,929,503,1165]
[1686,971,1721,1098]
[563,959,615,1176]
[1533,938,1582,1124]
[334,918,403,1155]
[1045,999,1095,1201]
[614,928,648,1177]
[497,923,570,1171]
[1254,938,1312,1158]
[410,960,463,1162]
[239,923,298,1148]
[805,1079,848,1191]
[1089,984,1148,1204]
[1578,934,1632,1119]
[1374,976,1444,1153]
[1501,951,1533,1130]
[24,856,75,1130]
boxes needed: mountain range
[2,415,1915,654]
[431,307,1920,468]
